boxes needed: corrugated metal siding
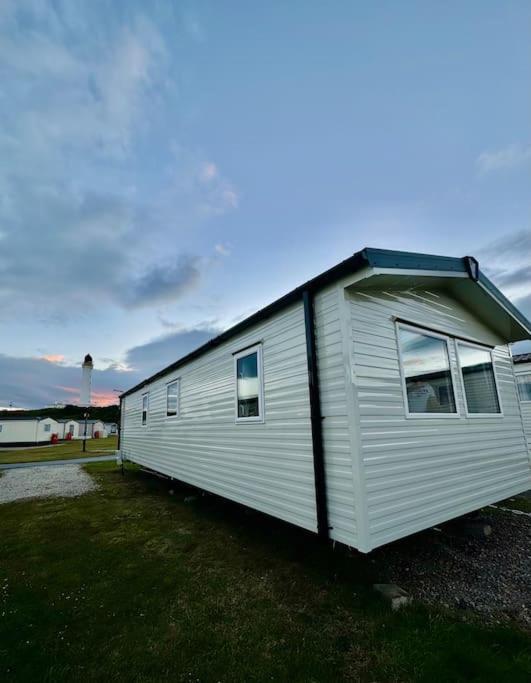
[514,361,531,455]
[314,286,358,546]
[349,287,531,550]
[121,302,319,532]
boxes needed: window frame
[234,342,264,424]
[455,340,503,418]
[166,378,181,419]
[395,322,460,419]
[44,423,51,432]
[141,392,149,426]
[516,372,531,403]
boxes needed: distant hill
[0,404,120,423]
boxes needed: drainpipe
[302,289,330,540]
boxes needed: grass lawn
[1,463,530,682]
[0,435,118,464]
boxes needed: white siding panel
[349,287,531,550]
[314,286,358,547]
[121,303,318,533]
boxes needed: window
[44,423,51,432]
[234,344,263,421]
[166,380,180,417]
[517,373,531,402]
[0,425,3,433]
[69,424,75,434]
[142,393,149,425]
[457,343,501,415]
[397,325,457,415]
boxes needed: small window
[44,423,51,432]
[397,325,457,415]
[142,393,149,425]
[517,373,531,402]
[457,343,501,415]
[69,424,75,434]
[0,424,3,433]
[234,344,263,421]
[166,380,180,417]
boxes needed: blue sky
[0,0,529,408]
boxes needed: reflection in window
[457,344,500,414]
[236,349,261,419]
[516,373,531,402]
[398,327,456,414]
[167,380,180,417]
[142,394,149,425]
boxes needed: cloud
[0,2,238,320]
[199,161,218,183]
[125,326,219,375]
[120,256,202,309]
[215,243,231,256]
[478,230,531,301]
[0,353,131,409]
[477,144,531,174]
[0,321,221,408]
[42,354,65,363]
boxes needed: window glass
[142,394,148,425]
[44,423,51,432]
[69,424,75,434]
[0,425,3,432]
[167,380,179,417]
[458,344,500,414]
[398,327,456,414]
[236,350,260,419]
[516,373,531,402]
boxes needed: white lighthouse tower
[80,353,93,406]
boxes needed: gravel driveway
[0,464,97,504]
[373,507,531,627]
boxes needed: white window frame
[516,372,531,403]
[455,340,503,418]
[234,343,264,424]
[141,393,149,426]
[166,379,180,418]
[396,322,460,419]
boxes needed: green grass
[0,435,118,464]
[0,463,529,682]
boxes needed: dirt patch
[0,464,97,504]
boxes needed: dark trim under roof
[121,247,531,399]
[513,353,531,364]
[0,415,47,421]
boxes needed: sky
[0,0,530,409]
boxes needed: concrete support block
[373,583,412,610]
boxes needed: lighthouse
[80,353,93,406]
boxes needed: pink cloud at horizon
[42,354,65,363]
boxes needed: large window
[516,373,531,402]
[166,380,180,417]
[457,343,501,415]
[397,325,457,415]
[234,344,263,422]
[141,393,149,425]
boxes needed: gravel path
[0,464,97,504]
[373,508,531,627]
